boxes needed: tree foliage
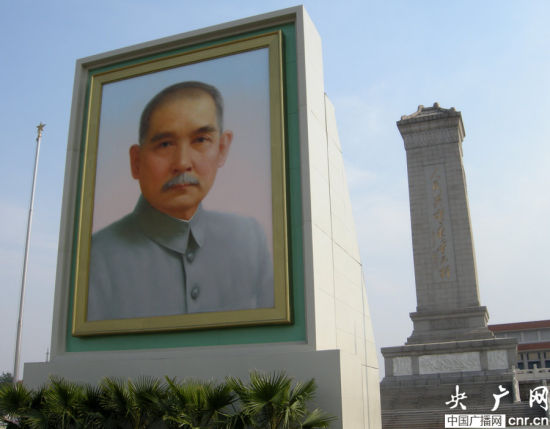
[0,372,13,386]
[229,371,334,429]
[0,372,334,429]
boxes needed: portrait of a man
[87,81,274,321]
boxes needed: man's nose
[172,142,192,172]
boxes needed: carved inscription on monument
[425,164,456,282]
[419,352,481,375]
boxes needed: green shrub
[0,372,334,429]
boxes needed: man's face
[130,92,232,220]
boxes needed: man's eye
[157,141,172,148]
[193,136,211,144]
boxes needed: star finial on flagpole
[36,122,45,139]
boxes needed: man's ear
[129,144,141,179]
[217,130,233,168]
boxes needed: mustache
[162,173,200,191]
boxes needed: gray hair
[139,81,224,144]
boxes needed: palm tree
[41,376,84,428]
[228,371,334,429]
[1,373,334,429]
[163,378,236,428]
[99,377,133,429]
[99,376,167,429]
[75,384,108,429]
[127,376,167,428]
[300,408,336,429]
[0,382,54,429]
[0,381,33,428]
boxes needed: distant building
[489,320,550,369]
[490,320,550,370]
[490,319,550,408]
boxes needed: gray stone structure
[380,104,522,428]
[399,104,492,345]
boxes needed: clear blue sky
[1,0,549,376]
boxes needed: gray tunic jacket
[87,197,273,321]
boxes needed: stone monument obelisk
[400,103,492,345]
[380,104,517,428]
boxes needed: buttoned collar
[132,195,205,254]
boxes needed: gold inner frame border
[72,31,289,337]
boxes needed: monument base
[382,338,517,377]
[25,345,380,429]
[380,338,520,428]
[380,371,548,429]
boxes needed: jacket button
[186,251,195,262]
[190,285,200,300]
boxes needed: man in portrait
[87,81,274,321]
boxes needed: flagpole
[13,123,45,382]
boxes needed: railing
[513,366,550,382]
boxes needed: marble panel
[393,356,413,376]
[487,350,509,370]
[419,352,481,374]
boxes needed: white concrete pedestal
[26,346,379,429]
